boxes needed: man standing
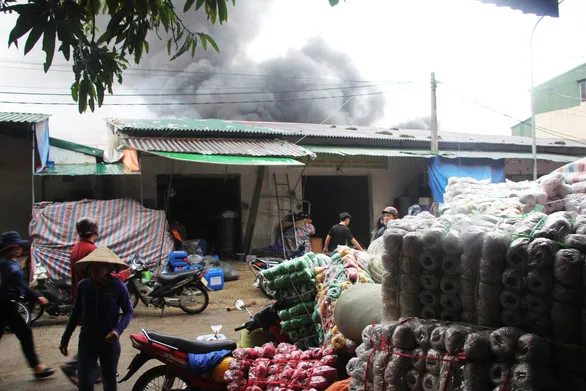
[374,207,398,240]
[61,217,102,385]
[323,212,364,254]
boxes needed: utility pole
[431,72,439,154]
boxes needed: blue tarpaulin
[187,349,232,377]
[428,157,505,203]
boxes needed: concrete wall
[535,101,586,141]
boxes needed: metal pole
[31,124,36,204]
[530,16,545,181]
[430,72,439,154]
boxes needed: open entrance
[303,175,371,249]
[158,175,242,256]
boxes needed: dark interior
[158,175,242,255]
[303,175,370,248]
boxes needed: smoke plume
[392,116,432,130]
[134,0,385,125]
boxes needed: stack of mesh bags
[261,253,330,348]
[315,247,374,351]
[381,211,586,345]
[346,318,586,391]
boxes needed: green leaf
[42,23,56,73]
[8,12,35,48]
[144,40,150,54]
[204,34,219,52]
[167,38,172,55]
[79,77,89,113]
[96,84,105,106]
[183,0,196,12]
[170,40,188,60]
[217,0,227,23]
[24,25,44,55]
[199,33,207,50]
[329,0,339,5]
[195,0,205,10]
[191,37,197,56]
[71,82,79,102]
[89,95,95,112]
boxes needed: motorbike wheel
[178,285,209,315]
[131,365,192,391]
[6,302,31,332]
[258,276,275,299]
[130,291,139,309]
[29,301,44,324]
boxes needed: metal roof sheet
[151,152,304,166]
[121,136,315,158]
[306,146,578,163]
[107,118,292,136]
[35,163,139,176]
[0,112,51,124]
[235,120,586,149]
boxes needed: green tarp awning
[35,163,139,176]
[152,151,305,166]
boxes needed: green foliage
[1,0,235,113]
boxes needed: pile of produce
[315,247,374,350]
[225,343,338,391]
[261,253,330,348]
[347,319,586,391]
[381,211,586,344]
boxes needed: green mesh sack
[289,301,315,318]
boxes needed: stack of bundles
[346,319,583,391]
[381,211,586,344]
[225,343,338,391]
[261,253,330,306]
[315,247,374,350]
[261,253,330,349]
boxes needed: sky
[0,0,585,147]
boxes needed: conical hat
[75,245,128,270]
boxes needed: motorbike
[4,301,31,332]
[125,254,210,314]
[249,257,283,299]
[119,299,286,391]
[27,276,72,323]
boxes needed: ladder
[274,173,299,259]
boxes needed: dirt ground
[0,262,272,391]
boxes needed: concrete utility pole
[431,72,439,154]
[530,16,546,181]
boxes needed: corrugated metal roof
[306,146,578,163]
[107,118,292,136]
[121,136,315,158]
[35,163,139,176]
[0,112,51,124]
[235,120,586,149]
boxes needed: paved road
[0,306,252,390]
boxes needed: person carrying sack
[59,246,133,391]
[0,231,55,380]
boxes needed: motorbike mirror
[234,299,246,311]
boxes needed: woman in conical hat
[59,246,133,391]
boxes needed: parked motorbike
[120,299,284,391]
[249,257,283,299]
[4,301,31,332]
[125,254,210,314]
[27,277,72,323]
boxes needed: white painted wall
[535,101,586,140]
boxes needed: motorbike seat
[157,269,201,285]
[53,278,71,289]
[144,330,237,354]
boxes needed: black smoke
[133,1,385,125]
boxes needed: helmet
[382,207,398,218]
[76,217,98,239]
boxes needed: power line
[0,88,425,107]
[0,83,396,97]
[438,81,586,145]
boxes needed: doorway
[158,175,242,255]
[303,176,371,249]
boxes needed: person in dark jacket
[61,216,103,385]
[0,231,55,379]
[374,206,398,240]
[59,246,133,391]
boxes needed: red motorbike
[119,300,289,391]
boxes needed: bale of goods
[260,253,330,348]
[333,284,382,344]
[381,210,586,345]
[314,247,374,351]
[347,319,585,391]
[225,343,338,391]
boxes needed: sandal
[34,367,56,379]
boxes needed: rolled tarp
[334,284,383,343]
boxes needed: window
[581,81,586,102]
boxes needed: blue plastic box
[169,251,189,265]
[204,268,225,291]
